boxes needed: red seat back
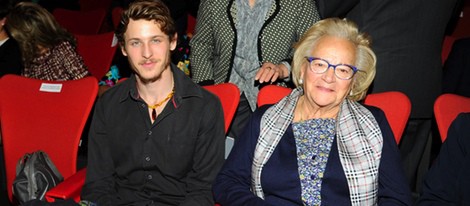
[53,8,106,35]
[203,83,240,134]
[363,91,411,144]
[111,7,124,29]
[75,32,118,80]
[187,14,197,35]
[0,75,98,203]
[451,5,470,39]
[434,93,470,142]
[442,35,456,64]
[257,85,292,108]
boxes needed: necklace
[148,88,174,121]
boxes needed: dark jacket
[214,104,411,205]
[416,113,470,205]
[0,38,23,77]
[443,37,470,97]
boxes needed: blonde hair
[292,18,376,101]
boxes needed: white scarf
[252,87,383,205]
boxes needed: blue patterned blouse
[292,118,336,206]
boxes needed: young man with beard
[80,1,225,205]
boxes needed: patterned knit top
[23,41,89,81]
[292,118,336,206]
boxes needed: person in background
[161,0,199,37]
[161,0,199,76]
[0,0,22,77]
[314,0,461,199]
[6,2,89,81]
[80,0,225,205]
[0,1,22,205]
[189,0,320,140]
[213,18,411,205]
[416,112,470,205]
[442,37,470,98]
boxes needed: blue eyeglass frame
[305,56,358,80]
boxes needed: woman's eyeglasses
[305,56,358,80]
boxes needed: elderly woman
[213,18,411,206]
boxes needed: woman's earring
[349,90,353,96]
[299,78,303,85]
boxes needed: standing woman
[6,2,89,81]
[190,0,320,139]
[213,18,411,205]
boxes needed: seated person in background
[213,18,412,205]
[80,0,225,205]
[0,0,23,77]
[416,112,470,205]
[6,2,89,81]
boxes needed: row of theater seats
[441,2,470,64]
[50,7,120,81]
[52,5,124,35]
[74,32,118,81]
[1,1,468,204]
[1,74,469,204]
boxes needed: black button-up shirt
[81,65,225,206]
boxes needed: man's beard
[135,59,169,84]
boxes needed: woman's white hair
[292,18,376,101]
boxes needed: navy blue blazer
[417,113,470,205]
[214,104,411,206]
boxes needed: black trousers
[399,118,438,203]
[227,93,253,140]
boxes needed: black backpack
[13,151,64,204]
